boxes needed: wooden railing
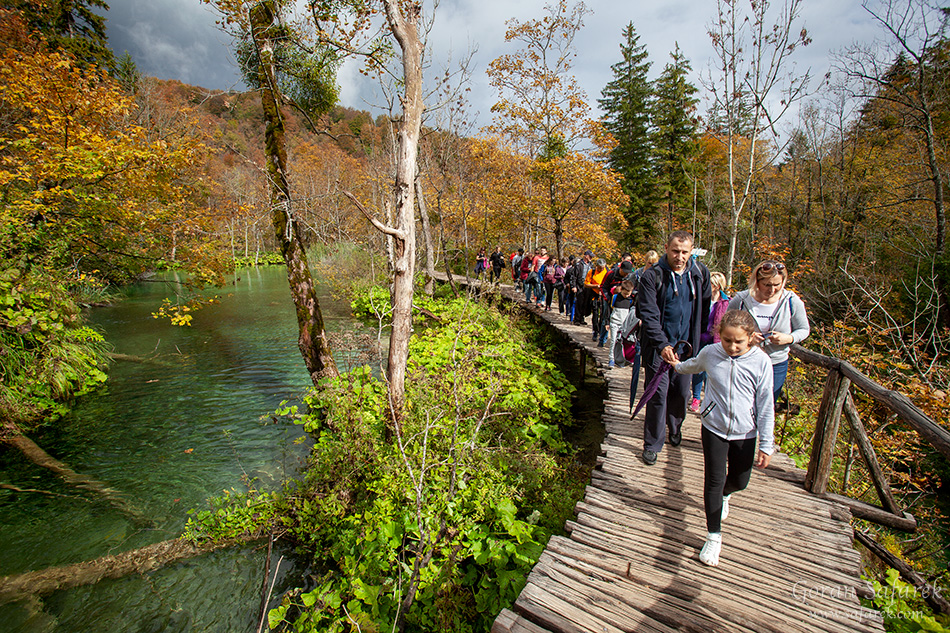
[791,344,950,616]
[791,344,950,531]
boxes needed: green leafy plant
[181,487,280,545]
[268,295,584,632]
[0,267,110,427]
[350,285,391,319]
[864,569,950,633]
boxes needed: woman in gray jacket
[727,261,810,404]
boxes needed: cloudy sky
[103,0,887,130]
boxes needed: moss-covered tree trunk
[250,2,337,385]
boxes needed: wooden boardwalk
[487,285,885,633]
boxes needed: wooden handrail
[791,344,950,461]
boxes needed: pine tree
[112,51,139,94]
[599,22,656,249]
[7,0,115,69]
[652,44,700,235]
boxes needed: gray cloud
[100,0,886,126]
[105,0,244,91]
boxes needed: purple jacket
[701,297,730,345]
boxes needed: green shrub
[270,296,583,632]
[350,285,391,319]
[181,488,280,545]
[0,268,109,427]
[234,252,284,267]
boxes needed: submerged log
[0,482,87,501]
[0,535,261,605]
[2,433,147,523]
[106,352,173,366]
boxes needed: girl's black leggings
[701,424,757,533]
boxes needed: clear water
[0,266,357,632]
[0,270,604,632]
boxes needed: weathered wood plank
[491,608,551,633]
[575,496,861,571]
[558,523,883,633]
[528,560,680,633]
[514,581,628,633]
[540,546,813,633]
[842,393,902,517]
[568,506,869,600]
[534,557,739,633]
[543,537,882,633]
[473,280,886,633]
[588,467,854,537]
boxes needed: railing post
[805,368,851,494]
[843,392,903,516]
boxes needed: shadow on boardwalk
[467,280,885,633]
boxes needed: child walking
[670,310,774,566]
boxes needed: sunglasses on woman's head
[758,261,786,275]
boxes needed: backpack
[618,309,641,365]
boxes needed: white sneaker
[700,532,722,567]
[721,495,731,522]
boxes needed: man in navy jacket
[636,231,711,465]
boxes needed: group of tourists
[478,231,811,568]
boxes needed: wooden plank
[569,505,869,599]
[842,392,902,516]
[535,556,749,633]
[569,495,866,589]
[514,581,628,633]
[541,545,813,633]
[558,523,884,633]
[527,561,679,633]
[543,537,880,633]
[591,460,850,533]
[491,609,551,633]
[576,495,862,570]
[589,466,854,536]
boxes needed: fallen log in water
[0,534,261,605]
[1,433,147,523]
[106,352,174,366]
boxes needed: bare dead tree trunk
[382,0,424,421]
[250,1,337,385]
[415,176,436,296]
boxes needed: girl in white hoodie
[672,310,775,567]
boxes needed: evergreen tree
[5,0,114,68]
[599,22,656,249]
[652,44,700,235]
[112,50,139,94]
